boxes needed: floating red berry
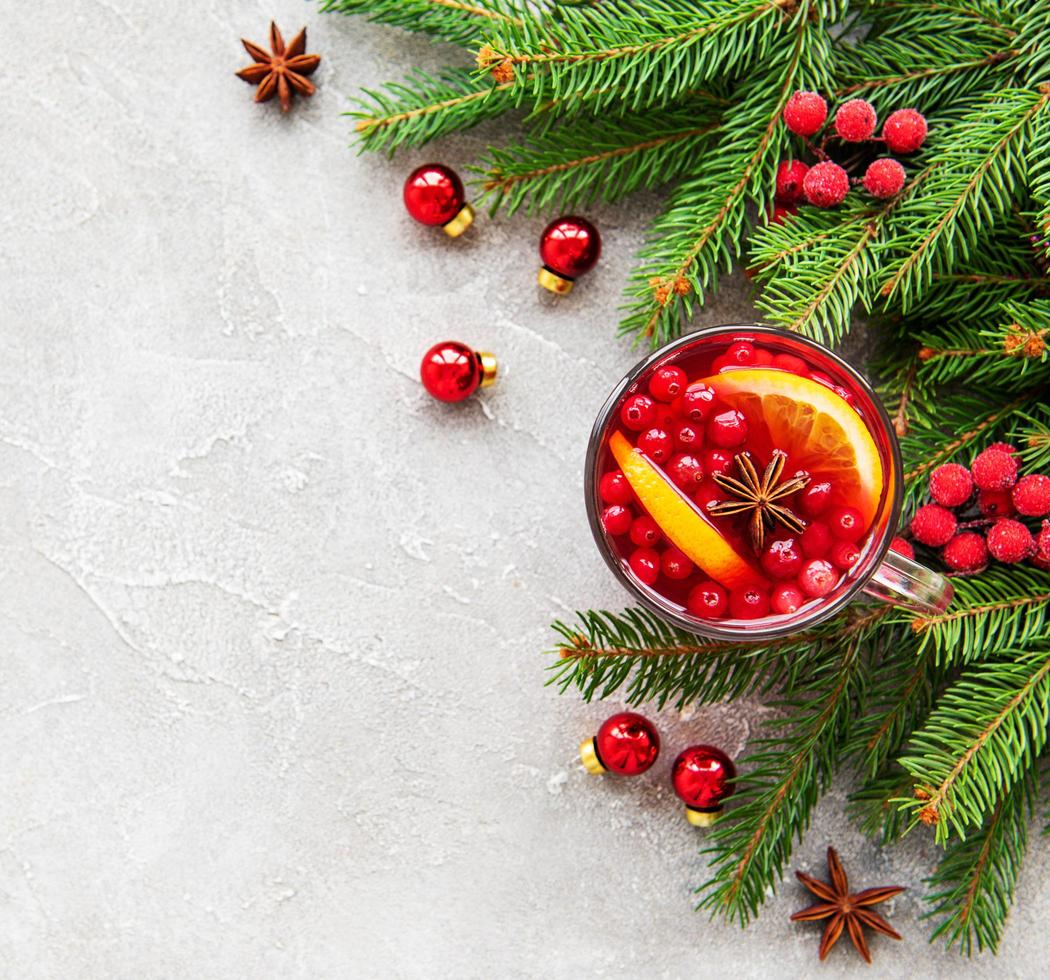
[882,108,928,154]
[889,536,915,560]
[771,582,805,615]
[620,393,656,431]
[971,447,1019,490]
[419,340,497,402]
[773,352,808,374]
[680,383,716,421]
[761,537,804,579]
[978,488,1015,518]
[800,521,833,558]
[629,514,662,547]
[942,532,989,574]
[929,462,973,508]
[668,453,705,490]
[661,546,694,580]
[863,158,906,199]
[725,341,757,366]
[601,504,632,537]
[784,91,828,137]
[799,479,832,516]
[638,427,674,463]
[707,408,749,448]
[986,518,1035,563]
[1012,474,1050,517]
[828,505,864,541]
[687,580,728,618]
[649,365,687,403]
[730,586,772,620]
[830,539,861,571]
[599,470,632,505]
[834,99,877,142]
[775,160,810,204]
[910,503,957,546]
[403,163,474,236]
[671,744,736,826]
[537,215,601,294]
[702,448,735,477]
[799,559,837,597]
[580,712,660,776]
[803,161,850,208]
[675,421,702,449]
[628,547,661,585]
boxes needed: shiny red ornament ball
[834,99,877,142]
[882,109,928,154]
[863,158,906,199]
[403,163,475,236]
[783,91,828,137]
[803,162,850,208]
[580,711,661,776]
[419,340,497,402]
[538,215,601,294]
[671,744,736,826]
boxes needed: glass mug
[585,324,953,640]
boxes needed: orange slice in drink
[609,431,762,591]
[703,369,883,527]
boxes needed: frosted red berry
[986,519,1034,563]
[776,160,810,204]
[630,515,662,548]
[942,532,989,574]
[929,462,974,508]
[1012,474,1050,517]
[668,453,705,490]
[680,383,716,421]
[707,409,749,448]
[978,489,1015,518]
[675,421,702,449]
[771,583,805,615]
[599,470,632,505]
[987,442,1017,456]
[862,158,906,199]
[830,539,861,571]
[661,546,693,580]
[834,99,877,142]
[882,108,927,154]
[889,536,914,560]
[620,393,656,431]
[688,580,728,617]
[629,547,661,585]
[802,162,850,208]
[770,203,797,225]
[910,503,957,547]
[649,365,687,403]
[828,506,864,541]
[971,447,1018,490]
[761,537,804,580]
[799,559,837,597]
[638,427,674,463]
[1036,521,1050,562]
[602,504,632,536]
[799,479,832,517]
[729,587,771,619]
[801,521,832,558]
[784,91,828,137]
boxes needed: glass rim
[584,323,905,641]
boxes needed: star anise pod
[791,847,905,964]
[709,450,809,551]
[236,22,320,113]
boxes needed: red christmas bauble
[403,163,475,237]
[538,215,601,294]
[580,711,660,776]
[671,744,736,826]
[419,340,497,402]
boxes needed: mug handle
[862,549,953,613]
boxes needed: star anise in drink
[709,450,809,551]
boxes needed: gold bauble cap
[478,351,498,388]
[538,266,574,295]
[443,203,475,238]
[579,737,607,775]
[685,807,721,828]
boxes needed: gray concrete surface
[2,2,1045,976]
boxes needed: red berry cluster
[774,91,928,218]
[903,443,1050,574]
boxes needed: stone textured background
[2,2,1045,977]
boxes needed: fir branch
[697,632,867,925]
[472,104,720,215]
[749,168,929,345]
[878,88,1050,310]
[896,648,1050,843]
[620,10,834,345]
[320,0,525,46]
[848,768,917,843]
[350,68,516,153]
[925,766,1036,955]
[905,566,1050,665]
[1012,404,1050,470]
[478,0,793,115]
